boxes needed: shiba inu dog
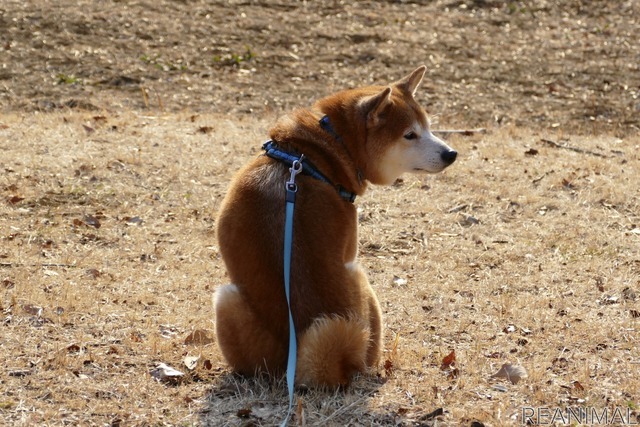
[214,66,457,388]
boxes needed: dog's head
[322,66,457,186]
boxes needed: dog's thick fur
[214,66,456,388]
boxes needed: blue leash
[270,116,355,425]
[280,155,304,427]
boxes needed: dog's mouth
[412,166,447,174]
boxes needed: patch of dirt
[1,0,639,134]
[1,1,639,426]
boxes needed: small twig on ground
[0,262,76,268]
[433,128,486,136]
[532,170,554,184]
[540,138,611,158]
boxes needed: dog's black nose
[441,150,457,165]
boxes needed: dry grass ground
[1,0,639,425]
[2,0,639,135]
[1,111,638,426]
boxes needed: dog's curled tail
[296,315,370,388]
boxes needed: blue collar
[262,139,357,203]
[319,115,343,143]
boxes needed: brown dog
[214,66,457,388]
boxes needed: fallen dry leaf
[184,329,214,345]
[520,327,532,335]
[83,214,101,229]
[67,344,81,353]
[491,362,528,384]
[23,304,43,317]
[150,363,184,383]
[503,324,517,333]
[184,355,200,370]
[124,216,143,226]
[85,268,102,279]
[384,359,395,377]
[7,195,25,205]
[129,331,144,343]
[159,324,179,339]
[441,350,456,370]
[392,275,407,286]
[236,408,252,418]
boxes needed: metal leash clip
[286,154,305,193]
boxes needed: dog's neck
[262,140,357,203]
[318,115,364,187]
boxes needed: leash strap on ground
[280,156,303,427]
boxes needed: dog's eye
[404,131,418,140]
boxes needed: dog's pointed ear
[362,87,392,128]
[394,66,426,96]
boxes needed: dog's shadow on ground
[199,370,397,426]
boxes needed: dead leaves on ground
[441,349,456,370]
[232,403,286,424]
[491,362,528,385]
[147,330,217,385]
[150,363,185,383]
[440,349,459,380]
[383,333,400,378]
[22,303,44,317]
[72,213,145,229]
[7,195,25,205]
[124,216,144,226]
[438,348,528,388]
[184,329,214,346]
[184,355,200,370]
[72,214,102,229]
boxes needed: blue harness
[266,116,355,425]
[262,142,357,203]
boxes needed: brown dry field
[1,1,639,426]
